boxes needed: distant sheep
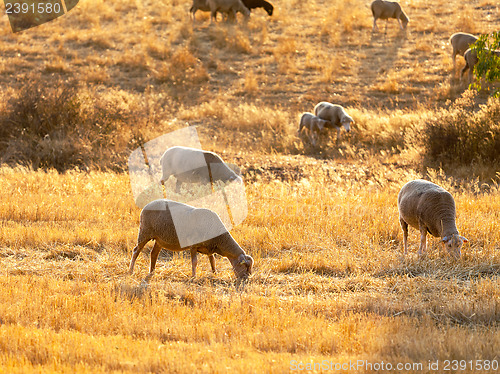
[313,102,354,143]
[128,199,254,281]
[190,0,229,22]
[371,0,409,33]
[398,179,468,258]
[242,0,273,16]
[207,0,250,23]
[298,112,331,148]
[461,47,500,83]
[160,146,241,193]
[449,32,478,69]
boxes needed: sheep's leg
[128,240,149,274]
[451,50,457,71]
[190,248,198,277]
[372,18,378,32]
[208,254,216,273]
[148,241,163,277]
[336,127,341,144]
[418,226,427,256]
[400,218,408,255]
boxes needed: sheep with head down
[128,199,254,281]
[449,32,478,70]
[398,179,468,259]
[461,47,500,84]
[313,102,354,144]
[298,112,331,148]
[371,0,409,33]
[207,0,250,23]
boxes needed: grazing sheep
[128,199,254,281]
[242,0,273,16]
[160,146,242,193]
[461,47,500,83]
[371,0,409,33]
[313,102,354,143]
[449,32,478,69]
[397,179,468,258]
[207,0,250,23]
[298,112,331,148]
[190,0,229,22]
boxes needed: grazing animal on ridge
[397,179,468,259]
[190,0,232,22]
[207,0,250,23]
[461,47,500,83]
[371,0,409,33]
[298,112,331,148]
[449,32,478,70]
[128,199,254,281]
[313,102,354,144]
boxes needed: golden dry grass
[1,0,500,372]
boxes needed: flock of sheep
[128,147,468,282]
[128,0,487,281]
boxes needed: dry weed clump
[0,79,169,171]
[421,91,500,169]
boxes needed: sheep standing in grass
[298,112,331,148]
[313,102,354,144]
[128,199,254,281]
[242,0,273,16]
[449,32,478,70]
[160,146,241,193]
[190,0,230,22]
[371,0,409,33]
[398,179,468,258]
[207,0,250,23]
[461,47,500,83]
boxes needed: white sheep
[398,179,468,258]
[128,199,254,281]
[298,112,331,148]
[313,102,354,144]
[160,146,242,193]
[461,47,500,83]
[190,0,230,23]
[449,32,478,70]
[371,0,409,33]
[207,0,250,23]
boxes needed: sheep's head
[232,254,254,279]
[265,4,274,16]
[341,119,353,133]
[442,234,468,259]
[401,15,409,29]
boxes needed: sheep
[313,102,354,144]
[298,112,331,148]
[449,32,478,70]
[371,0,409,33]
[242,0,273,16]
[207,0,250,23]
[159,146,242,193]
[461,47,500,83]
[397,179,468,259]
[128,199,254,281]
[190,0,229,22]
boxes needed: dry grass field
[0,0,500,372]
